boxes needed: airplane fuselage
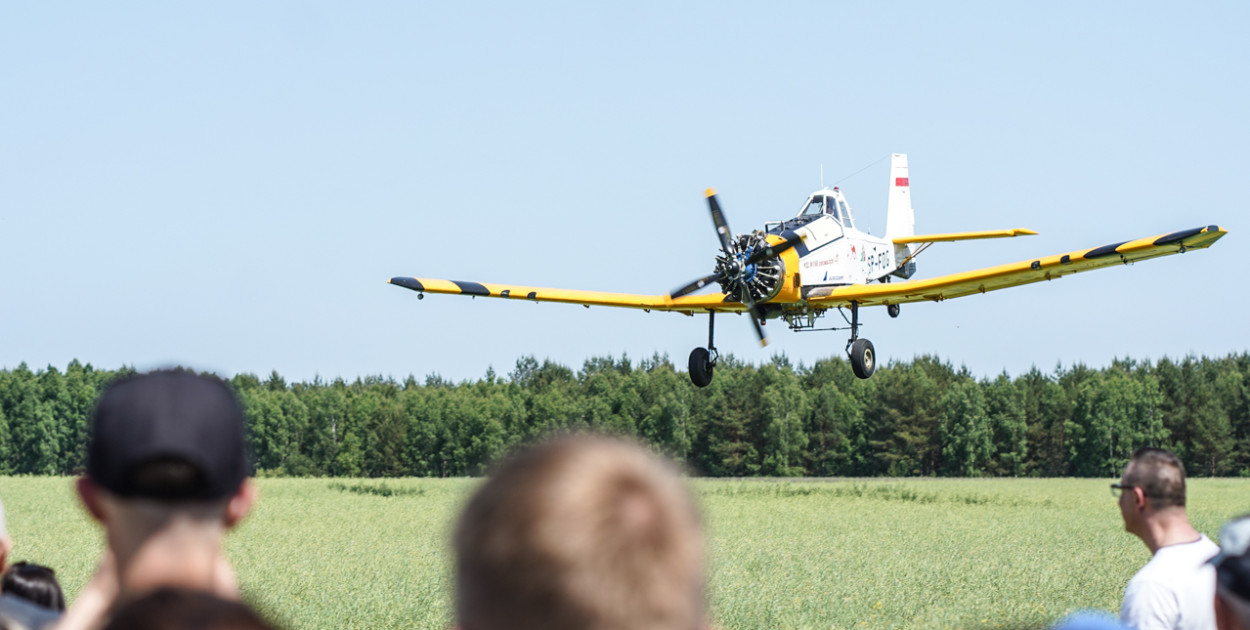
[761,186,909,299]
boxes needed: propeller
[668,189,805,347]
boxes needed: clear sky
[2,1,1246,384]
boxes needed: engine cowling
[716,232,785,304]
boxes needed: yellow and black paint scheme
[387,276,748,315]
[806,224,1226,308]
[390,225,1225,316]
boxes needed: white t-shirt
[1120,535,1219,630]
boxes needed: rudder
[885,154,916,279]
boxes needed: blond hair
[455,434,706,630]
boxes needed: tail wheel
[688,347,714,388]
[850,338,876,379]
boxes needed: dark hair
[124,456,208,501]
[1127,447,1187,509]
[1,562,65,611]
[103,588,277,630]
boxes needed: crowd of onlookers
[0,369,1247,630]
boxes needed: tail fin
[885,154,916,279]
[884,153,914,240]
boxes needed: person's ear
[224,479,259,528]
[1133,486,1149,511]
[0,534,11,573]
[77,476,108,523]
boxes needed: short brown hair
[102,588,277,630]
[454,435,706,630]
[1126,447,1187,509]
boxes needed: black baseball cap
[88,370,250,501]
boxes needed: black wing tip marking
[1153,226,1209,246]
[390,277,425,292]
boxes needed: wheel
[887,303,900,319]
[850,338,876,379]
[688,347,714,388]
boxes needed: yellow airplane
[391,154,1226,387]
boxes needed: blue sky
[2,1,1245,383]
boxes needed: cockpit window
[800,198,826,218]
[799,195,850,225]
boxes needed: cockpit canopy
[797,189,854,229]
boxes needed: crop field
[3,477,1248,629]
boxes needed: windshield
[800,197,831,218]
[800,196,841,222]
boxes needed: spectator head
[1213,515,1250,630]
[1,562,65,611]
[1118,447,1187,535]
[102,587,277,630]
[77,370,256,530]
[454,434,707,630]
[74,370,257,604]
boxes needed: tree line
[0,353,1246,478]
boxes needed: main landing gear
[687,302,882,386]
[689,312,718,388]
[846,301,875,379]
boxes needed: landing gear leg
[845,301,876,379]
[689,311,718,388]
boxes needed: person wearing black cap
[1213,515,1250,630]
[57,370,258,630]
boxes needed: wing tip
[390,277,425,292]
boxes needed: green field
[3,477,1247,629]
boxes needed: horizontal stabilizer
[893,228,1038,244]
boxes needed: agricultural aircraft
[390,154,1226,387]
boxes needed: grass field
[3,477,1248,629]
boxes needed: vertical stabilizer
[884,153,914,240]
[885,154,916,279]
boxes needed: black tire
[850,338,876,379]
[688,347,714,388]
[887,303,900,319]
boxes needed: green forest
[1,353,1246,478]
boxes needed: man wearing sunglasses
[1113,447,1218,630]
[1212,515,1250,630]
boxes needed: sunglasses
[1110,483,1135,498]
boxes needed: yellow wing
[806,225,1227,308]
[388,277,747,314]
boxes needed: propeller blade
[739,286,768,347]
[669,272,724,299]
[706,189,737,257]
[743,232,804,267]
